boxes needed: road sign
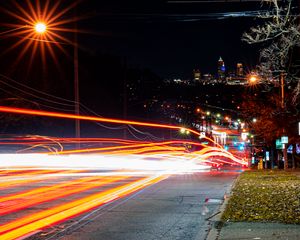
[241,132,248,140]
[199,132,206,139]
[281,136,288,144]
[265,151,270,161]
[276,139,283,149]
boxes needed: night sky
[78,0,262,78]
[0,0,266,121]
[0,0,265,80]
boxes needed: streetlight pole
[280,72,288,170]
[74,24,80,148]
[2,22,81,147]
[33,21,81,147]
[248,72,288,169]
[280,72,285,109]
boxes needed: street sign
[265,151,269,161]
[199,132,206,139]
[241,132,248,141]
[276,139,283,149]
[281,136,288,144]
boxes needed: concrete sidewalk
[218,222,300,240]
[206,201,300,240]
[206,172,300,240]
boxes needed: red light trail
[0,106,200,134]
[0,170,167,240]
[0,106,248,239]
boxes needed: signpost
[276,139,283,150]
[266,151,270,161]
[281,136,288,144]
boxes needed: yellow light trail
[0,175,167,240]
[0,169,82,190]
[0,176,128,215]
[48,140,206,155]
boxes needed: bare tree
[242,0,300,103]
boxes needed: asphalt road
[52,171,240,240]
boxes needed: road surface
[21,170,239,240]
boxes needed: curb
[205,173,242,240]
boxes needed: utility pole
[74,9,80,148]
[123,57,127,140]
[280,72,285,109]
[280,72,288,170]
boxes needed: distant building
[217,57,226,82]
[236,63,244,77]
[193,69,201,82]
[227,76,247,85]
[202,73,215,85]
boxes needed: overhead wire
[0,73,168,140]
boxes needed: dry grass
[222,170,300,224]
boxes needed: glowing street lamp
[180,128,186,134]
[248,74,259,85]
[1,1,81,146]
[34,22,47,34]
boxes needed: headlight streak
[0,169,62,180]
[0,175,129,216]
[0,107,249,239]
[0,145,246,239]
[0,169,83,190]
[0,175,167,240]
[45,140,208,155]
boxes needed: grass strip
[222,170,300,224]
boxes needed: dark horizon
[77,0,262,79]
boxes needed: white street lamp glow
[35,22,47,33]
[180,128,186,134]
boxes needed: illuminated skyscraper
[236,63,244,77]
[193,69,201,82]
[217,57,226,82]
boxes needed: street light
[1,1,81,147]
[34,22,47,34]
[248,74,259,85]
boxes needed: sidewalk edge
[205,173,242,240]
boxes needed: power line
[167,0,277,3]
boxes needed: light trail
[46,140,207,155]
[0,175,166,240]
[0,169,61,180]
[0,106,182,129]
[0,106,226,151]
[0,169,82,190]
[0,176,129,216]
[0,106,200,135]
[48,140,185,155]
[0,139,246,239]
[0,106,249,239]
